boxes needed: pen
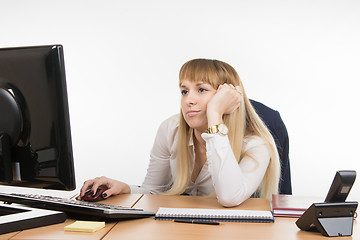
[174,219,220,225]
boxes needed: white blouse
[130,114,270,207]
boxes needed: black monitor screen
[0,45,75,190]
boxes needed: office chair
[250,100,292,194]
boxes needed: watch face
[218,124,228,135]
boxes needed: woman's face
[180,79,217,131]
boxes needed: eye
[181,89,188,96]
[199,88,208,93]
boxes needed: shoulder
[158,114,179,130]
[151,114,180,152]
[156,114,180,139]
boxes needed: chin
[184,118,206,131]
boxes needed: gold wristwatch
[205,123,228,136]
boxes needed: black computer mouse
[82,189,106,202]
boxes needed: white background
[0,0,359,200]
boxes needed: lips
[187,110,200,117]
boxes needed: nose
[185,91,197,105]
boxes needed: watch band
[205,123,228,136]
[206,125,218,134]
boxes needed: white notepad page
[156,207,273,220]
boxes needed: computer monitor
[0,44,75,191]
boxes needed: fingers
[219,84,242,101]
[221,84,242,114]
[79,179,95,198]
[79,176,109,198]
[221,84,242,94]
[207,83,243,120]
[90,176,106,193]
[102,181,130,198]
[79,177,129,200]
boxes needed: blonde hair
[166,59,280,198]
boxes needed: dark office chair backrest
[250,100,292,194]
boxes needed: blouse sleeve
[202,133,270,207]
[130,117,175,194]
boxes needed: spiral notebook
[155,207,274,223]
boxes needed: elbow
[218,199,241,208]
[216,191,250,208]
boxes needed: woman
[80,59,280,207]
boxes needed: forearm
[207,111,223,128]
[203,134,269,207]
[133,157,172,194]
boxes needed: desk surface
[0,194,358,240]
[105,194,358,240]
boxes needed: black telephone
[296,170,358,237]
[324,170,356,203]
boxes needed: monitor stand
[0,203,66,235]
[0,134,13,183]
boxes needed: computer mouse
[82,189,106,202]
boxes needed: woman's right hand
[79,176,130,199]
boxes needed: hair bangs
[179,59,220,88]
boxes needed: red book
[271,194,322,218]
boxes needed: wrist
[207,111,223,128]
[122,183,131,194]
[205,123,229,136]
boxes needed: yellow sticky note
[64,220,105,233]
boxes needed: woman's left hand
[206,84,242,125]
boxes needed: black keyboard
[0,192,155,220]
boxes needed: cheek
[203,94,215,107]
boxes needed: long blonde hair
[166,59,280,198]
